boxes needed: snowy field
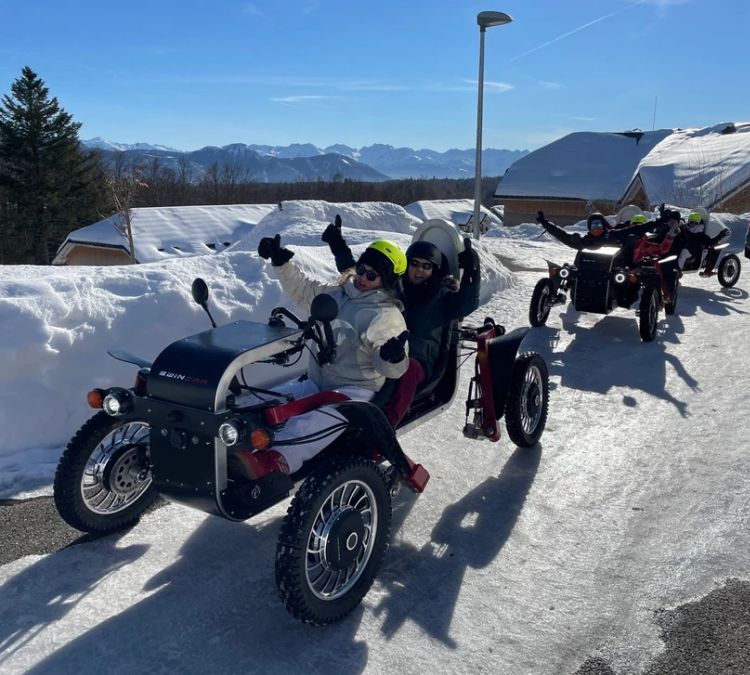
[0,200,749,674]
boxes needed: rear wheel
[505,353,549,447]
[718,254,741,287]
[529,278,554,327]
[639,286,659,342]
[275,456,392,625]
[53,412,157,533]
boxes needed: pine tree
[0,66,109,264]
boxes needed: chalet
[496,122,750,226]
[53,204,277,265]
[494,129,672,226]
[404,199,502,234]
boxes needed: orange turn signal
[250,428,273,451]
[87,388,105,409]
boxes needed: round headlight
[102,390,132,416]
[614,272,626,284]
[559,267,570,279]
[218,420,243,446]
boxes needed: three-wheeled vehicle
[529,229,679,342]
[678,243,741,288]
[53,220,550,625]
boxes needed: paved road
[1,498,748,674]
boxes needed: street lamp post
[473,10,512,240]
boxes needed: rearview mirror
[310,293,338,323]
[191,278,209,306]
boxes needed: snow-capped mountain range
[82,138,528,182]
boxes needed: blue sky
[1,0,747,152]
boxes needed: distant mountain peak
[81,139,529,180]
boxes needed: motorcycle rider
[229,234,410,480]
[322,215,481,426]
[536,210,655,250]
[536,209,681,304]
[677,209,731,276]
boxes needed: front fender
[332,401,412,477]
[484,327,529,418]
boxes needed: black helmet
[586,212,609,233]
[405,240,444,272]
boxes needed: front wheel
[504,353,549,447]
[718,254,741,287]
[529,278,554,327]
[53,412,157,533]
[639,285,659,342]
[665,278,679,316]
[275,456,392,625]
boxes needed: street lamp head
[477,11,513,29]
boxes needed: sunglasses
[590,222,605,231]
[355,263,380,281]
[409,259,433,271]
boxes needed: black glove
[257,234,294,267]
[536,210,550,226]
[458,237,480,285]
[458,237,479,270]
[321,214,356,272]
[321,214,343,246]
[379,330,409,364]
[441,275,459,291]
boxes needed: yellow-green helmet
[630,213,649,225]
[688,211,703,224]
[357,239,407,287]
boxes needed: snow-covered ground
[1,201,749,674]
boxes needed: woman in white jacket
[229,235,410,480]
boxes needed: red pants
[383,357,426,427]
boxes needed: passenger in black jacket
[536,211,655,250]
[322,215,480,425]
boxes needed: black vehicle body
[54,219,550,625]
[529,240,675,342]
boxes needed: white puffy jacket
[274,262,408,392]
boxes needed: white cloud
[540,81,563,91]
[270,95,337,105]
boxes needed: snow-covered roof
[404,199,502,226]
[633,122,750,208]
[496,122,750,210]
[495,130,673,201]
[54,204,277,264]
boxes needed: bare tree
[107,168,148,264]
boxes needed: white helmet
[616,204,643,225]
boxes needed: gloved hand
[441,275,459,291]
[321,214,356,272]
[458,237,480,285]
[379,330,409,363]
[536,210,549,226]
[321,214,343,246]
[458,237,479,271]
[257,234,294,267]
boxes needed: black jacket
[540,219,655,250]
[399,272,479,380]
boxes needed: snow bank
[0,200,513,493]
